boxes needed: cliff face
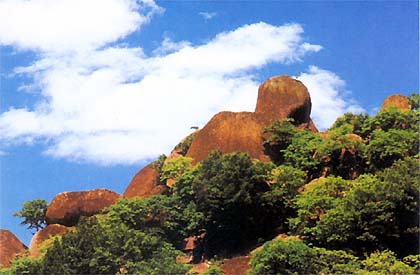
[186,75,314,163]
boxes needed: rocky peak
[380,94,411,111]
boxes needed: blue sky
[0,0,418,245]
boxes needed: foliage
[160,156,193,182]
[174,132,198,155]
[290,157,419,254]
[356,250,415,275]
[262,119,298,164]
[408,93,419,110]
[191,151,271,254]
[5,254,43,275]
[14,199,48,232]
[364,128,418,170]
[202,264,225,275]
[329,112,369,136]
[313,247,361,274]
[248,238,316,275]
[40,216,190,275]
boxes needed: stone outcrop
[123,165,167,198]
[187,112,270,163]
[255,76,312,125]
[46,189,120,226]
[29,224,71,257]
[186,76,314,163]
[380,94,411,111]
[0,230,26,268]
[221,256,252,275]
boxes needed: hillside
[1,76,419,274]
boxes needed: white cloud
[0,8,325,165]
[296,66,365,130]
[199,11,217,20]
[0,0,162,53]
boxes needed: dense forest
[2,94,419,275]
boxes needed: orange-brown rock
[46,189,120,226]
[186,112,270,163]
[221,256,252,275]
[186,76,315,163]
[29,224,71,257]
[123,165,167,198]
[255,76,311,124]
[380,94,411,111]
[0,230,26,268]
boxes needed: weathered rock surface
[380,94,411,111]
[123,165,167,198]
[186,76,314,163]
[29,224,71,257]
[255,75,311,125]
[221,256,252,275]
[0,230,26,268]
[46,189,120,226]
[187,112,270,163]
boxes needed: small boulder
[46,189,120,226]
[123,165,167,198]
[380,94,411,111]
[0,229,26,268]
[29,224,71,257]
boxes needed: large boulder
[187,76,314,163]
[255,75,311,125]
[0,230,26,268]
[123,165,167,198]
[46,189,120,226]
[380,94,411,111]
[186,112,270,163]
[29,224,71,257]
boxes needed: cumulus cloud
[0,14,325,165]
[0,0,162,53]
[296,66,365,130]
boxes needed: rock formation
[187,76,315,163]
[46,189,120,226]
[29,224,71,257]
[380,94,411,111]
[255,76,312,125]
[123,165,167,198]
[0,230,26,268]
[187,112,270,163]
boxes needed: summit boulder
[186,76,314,163]
[380,94,411,111]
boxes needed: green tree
[192,151,271,255]
[160,156,193,182]
[248,238,316,275]
[407,93,419,110]
[14,199,48,232]
[356,250,415,275]
[262,119,298,164]
[41,214,190,275]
